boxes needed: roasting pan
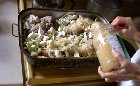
[18,8,134,68]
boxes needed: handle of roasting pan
[12,23,18,37]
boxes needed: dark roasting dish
[18,8,135,68]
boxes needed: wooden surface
[26,80,117,86]
[23,53,117,86]
[23,53,99,85]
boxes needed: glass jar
[91,22,129,72]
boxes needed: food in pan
[24,13,98,58]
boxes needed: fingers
[105,78,115,82]
[98,66,105,79]
[98,66,133,82]
[105,77,130,82]
[98,50,139,82]
[105,78,120,82]
[111,16,133,34]
[111,16,125,26]
[112,50,139,74]
[112,50,125,66]
[112,25,129,35]
[111,16,132,26]
[98,66,123,79]
[112,50,129,69]
[102,73,136,82]
[98,66,122,82]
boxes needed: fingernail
[111,20,117,25]
[111,22,115,25]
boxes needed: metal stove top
[18,0,87,12]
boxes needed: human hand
[98,50,140,82]
[111,16,140,42]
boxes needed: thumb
[112,50,127,68]
[112,50,139,73]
